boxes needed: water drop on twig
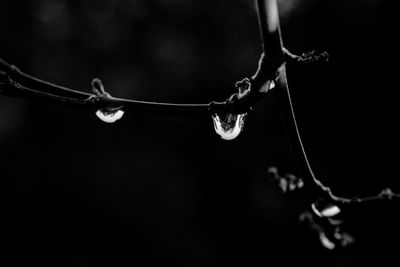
[95,108,124,123]
[212,112,246,140]
[319,232,336,250]
[311,202,341,218]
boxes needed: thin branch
[283,49,329,64]
[0,58,210,115]
[256,0,284,66]
[0,1,287,118]
[0,0,336,204]
[0,56,282,117]
[271,67,400,206]
[254,0,332,199]
[2,0,385,209]
[2,0,397,252]
[0,0,374,212]
[256,0,400,210]
[338,188,400,205]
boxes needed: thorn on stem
[91,78,108,96]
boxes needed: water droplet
[319,232,336,250]
[212,112,246,140]
[269,80,275,90]
[95,108,124,123]
[311,202,341,218]
[259,79,276,93]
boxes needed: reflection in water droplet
[95,108,124,123]
[269,80,275,90]
[212,113,246,140]
[259,80,276,93]
[311,202,341,218]
[319,232,336,250]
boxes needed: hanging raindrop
[319,232,336,250]
[269,80,276,90]
[95,108,124,123]
[212,112,246,140]
[311,201,341,218]
[259,79,276,93]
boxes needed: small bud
[379,188,395,200]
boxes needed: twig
[254,0,333,199]
[1,0,389,206]
[0,1,291,118]
[257,0,400,213]
[0,58,210,115]
[2,0,397,252]
[0,58,284,118]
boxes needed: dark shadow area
[1,0,399,266]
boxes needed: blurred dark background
[1,0,399,266]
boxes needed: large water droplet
[212,112,246,140]
[311,202,341,218]
[95,108,124,123]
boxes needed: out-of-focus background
[1,0,399,266]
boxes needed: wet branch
[0,0,393,210]
[0,0,296,118]
[1,0,397,251]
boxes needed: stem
[251,0,285,99]
[256,0,284,66]
[255,0,334,200]
[1,0,394,207]
[0,58,211,116]
[273,67,334,199]
[0,1,287,117]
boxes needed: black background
[1,0,399,266]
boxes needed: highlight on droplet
[259,79,276,93]
[311,202,341,218]
[212,112,246,140]
[269,80,276,90]
[319,232,335,250]
[95,108,124,123]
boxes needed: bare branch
[0,1,288,118]
[256,0,284,66]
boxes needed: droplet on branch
[96,108,124,123]
[311,201,341,218]
[319,232,335,250]
[299,211,354,250]
[212,112,246,140]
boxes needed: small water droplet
[95,108,124,123]
[259,79,276,93]
[269,80,275,90]
[311,202,341,218]
[212,112,246,140]
[319,232,336,250]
